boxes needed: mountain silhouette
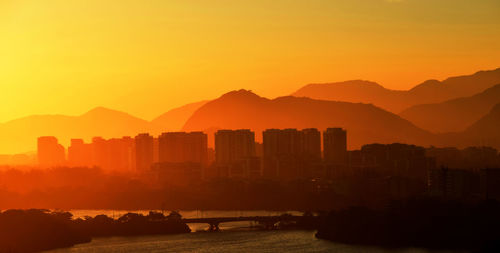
[292,68,500,113]
[292,80,408,112]
[150,100,208,134]
[461,103,500,148]
[3,68,499,154]
[0,107,150,154]
[182,89,433,149]
[400,84,500,133]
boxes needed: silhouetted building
[158,132,207,166]
[91,136,108,169]
[425,147,462,169]
[106,137,135,171]
[262,128,321,180]
[323,128,347,165]
[426,146,499,170]
[215,129,255,165]
[214,129,259,178]
[480,168,500,200]
[37,136,65,167]
[122,136,136,171]
[462,146,499,169]
[153,137,159,164]
[68,139,92,167]
[68,137,136,171]
[302,128,322,161]
[359,143,434,181]
[135,133,154,171]
[429,167,479,199]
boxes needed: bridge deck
[182,215,302,224]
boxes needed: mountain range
[0,107,150,154]
[182,90,433,149]
[399,84,500,133]
[1,67,499,155]
[463,103,500,147]
[150,100,208,134]
[439,103,500,148]
[292,68,500,113]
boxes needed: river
[43,210,464,253]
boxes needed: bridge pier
[208,222,220,232]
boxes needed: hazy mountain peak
[82,106,118,116]
[462,102,500,148]
[219,89,267,101]
[297,80,385,92]
[341,80,384,87]
[221,89,258,96]
[400,83,500,133]
[80,106,145,121]
[183,90,432,149]
[292,67,500,113]
[409,79,441,92]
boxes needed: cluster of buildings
[427,146,500,200]
[37,128,500,200]
[37,128,347,182]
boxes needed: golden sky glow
[1,0,499,123]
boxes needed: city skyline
[3,1,500,252]
[36,127,348,170]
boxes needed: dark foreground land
[2,199,500,252]
[0,210,190,253]
[316,198,500,252]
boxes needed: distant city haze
[1,0,500,123]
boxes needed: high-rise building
[69,137,135,171]
[262,128,321,179]
[91,136,108,169]
[358,143,434,181]
[158,132,208,165]
[301,128,321,161]
[107,137,135,171]
[480,168,500,200]
[121,136,136,171]
[37,136,65,167]
[323,128,347,165]
[263,129,303,159]
[135,133,154,171]
[215,129,255,165]
[68,138,92,167]
[429,167,478,199]
[214,129,258,178]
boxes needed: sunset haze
[1,0,499,123]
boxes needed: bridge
[182,215,308,231]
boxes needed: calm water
[44,210,464,253]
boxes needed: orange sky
[1,0,499,123]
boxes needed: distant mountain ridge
[439,103,500,148]
[462,103,500,147]
[0,101,210,154]
[182,89,433,149]
[0,107,151,154]
[292,68,500,113]
[150,100,208,134]
[400,84,500,133]
[2,68,500,154]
